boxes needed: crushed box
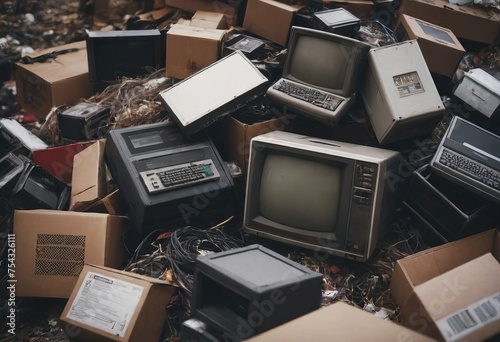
[14,210,127,298]
[243,0,305,46]
[390,229,500,310]
[399,0,500,45]
[60,264,176,342]
[166,24,226,79]
[245,301,436,341]
[14,41,93,119]
[395,14,464,78]
[400,253,500,341]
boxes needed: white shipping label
[66,272,144,338]
[436,292,500,342]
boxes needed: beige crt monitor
[361,40,444,145]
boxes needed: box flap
[70,140,107,209]
[245,301,435,341]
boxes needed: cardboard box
[191,10,226,28]
[165,0,239,26]
[243,0,304,46]
[391,229,500,310]
[245,301,436,341]
[14,210,127,298]
[213,114,293,174]
[395,14,464,78]
[14,41,93,119]
[399,0,500,45]
[400,253,500,341]
[166,24,226,79]
[60,264,176,342]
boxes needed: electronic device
[57,102,110,142]
[192,244,323,340]
[361,40,444,145]
[244,131,401,261]
[403,164,500,244]
[223,34,265,59]
[266,26,371,127]
[0,118,48,158]
[312,8,361,38]
[430,116,500,205]
[453,68,500,122]
[0,153,25,196]
[104,121,234,235]
[160,51,269,137]
[11,159,70,210]
[86,29,162,93]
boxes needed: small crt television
[244,131,401,261]
[266,26,371,126]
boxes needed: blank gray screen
[289,35,349,90]
[259,153,341,232]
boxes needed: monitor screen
[93,39,158,82]
[244,131,401,261]
[258,153,342,234]
[289,34,349,90]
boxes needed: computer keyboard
[273,80,343,112]
[140,159,220,194]
[439,149,500,190]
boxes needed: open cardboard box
[245,301,436,341]
[400,253,500,341]
[14,210,127,298]
[60,264,176,342]
[391,229,500,340]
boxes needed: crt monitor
[86,29,162,92]
[266,26,371,126]
[244,131,401,261]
